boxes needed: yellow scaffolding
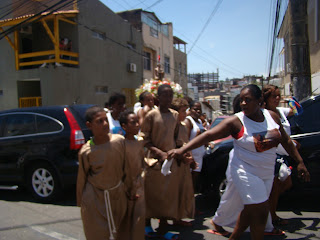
[0,10,79,70]
[19,97,42,108]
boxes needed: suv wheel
[27,163,61,202]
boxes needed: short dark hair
[189,100,200,109]
[85,106,105,122]
[139,91,152,106]
[171,98,189,111]
[233,94,241,113]
[109,92,126,106]
[157,84,172,96]
[119,110,134,126]
[241,84,262,100]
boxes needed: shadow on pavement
[0,186,77,206]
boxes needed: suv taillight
[64,108,85,150]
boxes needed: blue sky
[100,0,276,80]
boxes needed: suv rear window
[0,113,63,138]
[36,115,63,133]
[3,114,35,137]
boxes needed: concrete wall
[173,47,187,94]
[0,0,143,110]
[76,0,143,106]
[308,0,320,94]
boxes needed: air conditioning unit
[128,63,136,73]
[20,25,32,35]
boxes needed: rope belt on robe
[104,180,123,240]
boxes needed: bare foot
[209,219,229,234]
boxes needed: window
[150,26,158,38]
[142,13,159,38]
[164,57,170,74]
[3,114,35,137]
[162,25,169,37]
[143,52,151,70]
[95,86,108,94]
[36,115,62,133]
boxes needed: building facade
[117,9,188,94]
[278,0,320,97]
[0,0,143,110]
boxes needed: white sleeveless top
[106,111,125,136]
[231,109,281,178]
[186,116,206,161]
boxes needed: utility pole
[288,0,311,101]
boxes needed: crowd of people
[76,83,310,240]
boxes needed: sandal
[162,232,179,239]
[264,228,285,236]
[145,226,159,238]
[272,217,289,226]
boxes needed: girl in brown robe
[117,111,146,240]
[77,106,128,240]
[171,98,195,225]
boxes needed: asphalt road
[0,188,319,240]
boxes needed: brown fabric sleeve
[76,148,90,207]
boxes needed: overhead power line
[187,0,224,55]
[0,0,76,40]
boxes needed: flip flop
[207,229,230,236]
[145,226,159,238]
[162,232,179,239]
[264,228,285,236]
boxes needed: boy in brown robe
[141,84,186,239]
[117,111,146,240]
[76,106,127,240]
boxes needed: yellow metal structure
[0,11,79,70]
[19,97,42,108]
[122,88,136,108]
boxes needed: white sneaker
[40,63,47,68]
[55,62,63,67]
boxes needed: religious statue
[154,62,164,80]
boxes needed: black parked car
[200,94,320,200]
[0,104,94,202]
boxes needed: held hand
[182,152,194,165]
[297,162,310,182]
[190,160,198,170]
[168,148,184,160]
[158,150,168,162]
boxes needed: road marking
[30,225,78,240]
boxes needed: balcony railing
[19,97,42,108]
